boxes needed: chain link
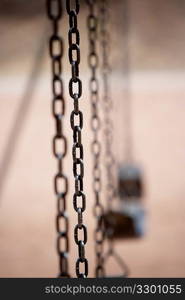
[46,0,70,278]
[86,0,105,278]
[99,0,116,262]
[66,0,88,278]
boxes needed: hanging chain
[86,0,105,278]
[46,0,70,277]
[66,0,88,278]
[99,0,115,213]
[99,0,116,263]
[99,0,129,277]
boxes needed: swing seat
[104,204,145,239]
[118,164,143,198]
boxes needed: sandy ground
[0,70,185,278]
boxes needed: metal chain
[99,0,129,277]
[46,0,70,277]
[99,0,116,263]
[86,0,105,278]
[66,0,88,278]
[99,0,115,213]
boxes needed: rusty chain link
[86,0,105,278]
[66,0,88,278]
[46,0,70,278]
[99,0,116,263]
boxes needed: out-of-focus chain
[66,0,88,278]
[46,0,70,278]
[99,0,116,266]
[99,0,115,213]
[86,0,105,278]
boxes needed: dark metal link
[73,126,81,143]
[47,0,62,21]
[70,111,83,130]
[99,0,129,278]
[73,192,86,212]
[75,176,83,194]
[86,0,105,278]
[78,241,85,259]
[66,0,88,278]
[72,62,79,80]
[69,44,80,64]
[52,58,62,77]
[53,135,67,159]
[68,28,80,46]
[49,35,63,58]
[72,143,83,161]
[69,78,82,99]
[46,0,70,278]
[56,212,69,235]
[53,75,64,97]
[73,158,84,178]
[74,224,88,245]
[76,258,88,278]
[52,95,65,117]
[57,234,69,253]
[54,173,68,197]
[77,208,83,228]
[69,11,78,28]
[59,254,70,278]
[66,0,80,14]
[57,193,66,208]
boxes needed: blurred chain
[46,0,70,278]
[86,0,105,278]
[99,0,118,270]
[66,0,88,278]
[99,0,129,277]
[99,0,115,212]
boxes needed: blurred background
[0,0,185,277]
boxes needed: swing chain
[86,0,105,278]
[99,0,129,278]
[66,0,88,278]
[46,0,70,277]
[99,0,115,209]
